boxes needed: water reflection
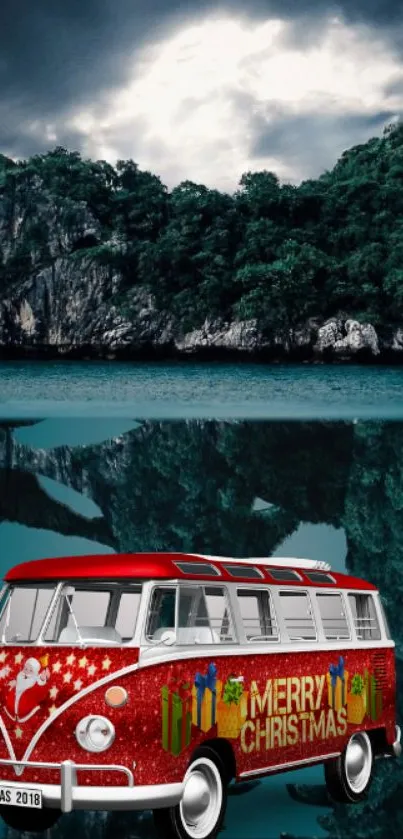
[0,418,401,839]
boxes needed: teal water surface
[0,361,402,417]
[0,418,401,839]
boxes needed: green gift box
[161,679,192,756]
[375,691,383,719]
[364,670,382,721]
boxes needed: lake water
[0,361,402,417]
[0,417,401,839]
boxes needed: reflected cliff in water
[0,418,402,839]
[1,420,353,558]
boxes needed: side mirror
[161,630,176,646]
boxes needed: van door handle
[229,676,244,682]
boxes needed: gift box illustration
[363,669,382,722]
[347,673,366,724]
[192,663,217,733]
[161,674,192,756]
[327,656,348,710]
[216,676,248,739]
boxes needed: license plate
[0,785,42,808]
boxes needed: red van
[0,552,399,838]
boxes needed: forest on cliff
[1,120,403,335]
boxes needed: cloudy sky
[2,0,403,191]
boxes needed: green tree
[236,240,329,330]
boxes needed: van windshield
[43,584,142,645]
[0,585,56,643]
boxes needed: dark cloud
[1,0,403,164]
[1,0,402,109]
[250,107,399,179]
[0,97,90,160]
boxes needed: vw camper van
[0,552,399,838]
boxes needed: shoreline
[0,345,402,364]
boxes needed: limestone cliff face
[0,260,155,351]
[0,267,400,360]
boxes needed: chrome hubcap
[345,733,372,793]
[180,758,222,838]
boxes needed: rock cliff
[0,268,400,361]
[1,147,402,362]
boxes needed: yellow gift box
[216,692,248,739]
[326,669,349,711]
[347,693,366,725]
[191,668,219,733]
[192,684,215,732]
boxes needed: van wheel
[325,732,373,802]
[153,746,227,839]
[0,804,61,832]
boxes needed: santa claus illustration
[4,657,50,723]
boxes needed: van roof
[4,552,376,591]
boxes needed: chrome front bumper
[392,725,402,758]
[0,758,183,813]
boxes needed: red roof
[4,552,375,591]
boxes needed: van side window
[177,585,235,644]
[268,569,301,582]
[305,572,335,584]
[237,589,278,642]
[348,593,381,640]
[146,587,176,640]
[115,589,142,641]
[279,591,316,641]
[316,593,350,640]
[224,565,263,579]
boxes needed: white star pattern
[0,652,7,663]
[0,649,136,755]
[14,652,23,664]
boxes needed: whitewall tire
[153,746,228,839]
[325,731,373,802]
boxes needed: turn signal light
[105,685,128,708]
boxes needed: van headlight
[75,715,115,753]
